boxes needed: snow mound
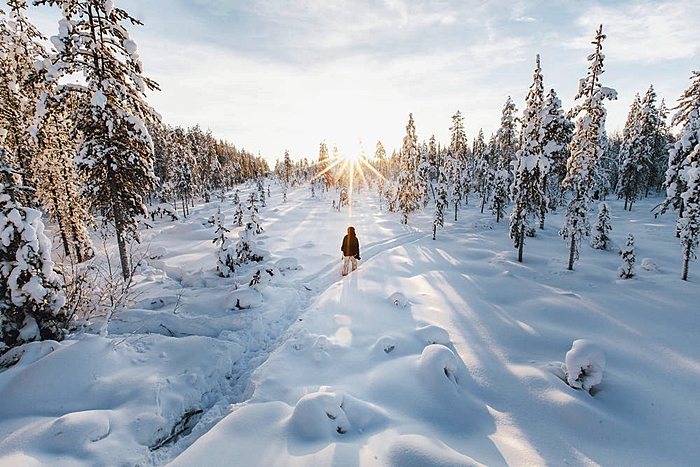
[288,389,388,441]
[388,292,409,307]
[274,257,299,271]
[385,434,487,467]
[149,245,168,259]
[416,325,451,345]
[640,258,659,272]
[224,289,263,310]
[418,344,465,393]
[134,295,181,311]
[565,339,605,392]
[370,335,398,356]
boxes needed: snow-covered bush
[619,233,635,278]
[565,339,605,392]
[1,182,67,354]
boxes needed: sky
[27,0,700,165]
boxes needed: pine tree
[650,99,672,193]
[542,88,574,208]
[34,92,94,263]
[591,202,612,250]
[257,179,266,207]
[618,93,643,210]
[170,127,196,218]
[492,97,519,222]
[37,0,160,279]
[446,150,464,221]
[560,25,617,270]
[233,202,244,227]
[397,113,421,224]
[212,209,235,278]
[0,1,48,199]
[476,134,496,214]
[236,195,264,265]
[449,111,469,205]
[374,140,387,179]
[659,70,700,279]
[679,162,700,280]
[510,55,548,262]
[638,85,664,196]
[427,134,439,182]
[0,156,66,354]
[619,233,636,278]
[433,164,448,240]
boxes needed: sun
[340,148,364,163]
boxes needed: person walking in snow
[341,226,360,276]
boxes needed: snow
[0,185,699,466]
[564,339,605,391]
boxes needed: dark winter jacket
[341,228,360,258]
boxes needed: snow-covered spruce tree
[591,202,612,250]
[233,202,243,227]
[510,55,548,262]
[445,150,464,221]
[34,91,94,263]
[397,113,421,224]
[679,162,700,280]
[660,73,700,219]
[235,195,264,265]
[650,98,672,193]
[0,157,66,355]
[384,183,397,212]
[418,144,431,208]
[542,88,574,208]
[449,110,469,205]
[170,127,197,218]
[560,25,617,271]
[433,164,448,240]
[617,93,643,211]
[476,133,496,214]
[0,0,48,200]
[619,233,635,278]
[317,141,332,193]
[427,134,439,182]
[37,0,160,279]
[374,140,387,179]
[212,209,235,278]
[638,85,666,196]
[492,97,519,223]
[471,129,487,212]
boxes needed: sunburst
[309,144,388,215]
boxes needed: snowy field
[0,182,698,466]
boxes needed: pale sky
[29,0,700,165]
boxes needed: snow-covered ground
[0,183,698,466]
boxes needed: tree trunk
[682,245,690,281]
[109,179,131,280]
[432,224,436,241]
[518,225,524,262]
[454,203,458,222]
[567,235,576,270]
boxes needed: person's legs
[342,256,351,276]
[351,256,357,271]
